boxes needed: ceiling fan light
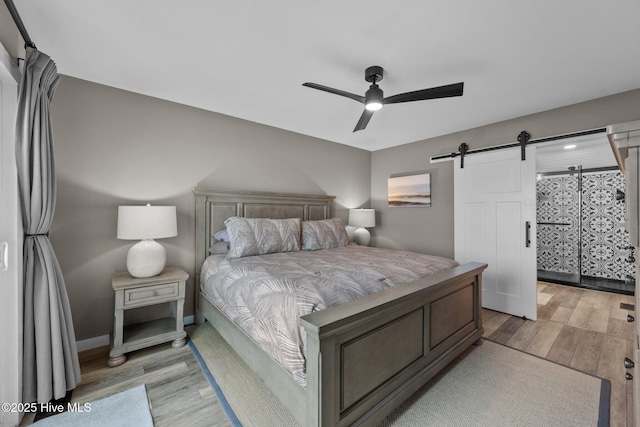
[365,101,383,111]
[365,84,384,111]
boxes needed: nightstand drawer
[124,282,179,306]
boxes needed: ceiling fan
[303,66,464,132]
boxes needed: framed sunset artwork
[388,173,431,207]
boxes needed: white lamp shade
[349,209,376,228]
[117,205,177,240]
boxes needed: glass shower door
[537,172,581,283]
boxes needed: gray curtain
[16,46,81,403]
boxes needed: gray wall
[49,76,371,341]
[371,89,640,258]
[0,2,23,59]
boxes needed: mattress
[200,244,458,386]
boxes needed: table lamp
[117,204,177,278]
[349,208,376,246]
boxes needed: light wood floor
[20,342,232,427]
[483,281,635,427]
[21,281,636,427]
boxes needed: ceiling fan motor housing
[365,66,383,83]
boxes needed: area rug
[189,323,610,427]
[31,384,153,427]
[188,339,243,427]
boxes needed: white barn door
[454,146,537,320]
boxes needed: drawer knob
[629,315,636,323]
[625,358,635,369]
[626,372,634,381]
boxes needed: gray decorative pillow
[208,241,230,255]
[301,218,349,251]
[225,217,301,259]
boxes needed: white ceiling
[535,132,617,174]
[13,1,640,151]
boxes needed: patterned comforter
[200,244,458,386]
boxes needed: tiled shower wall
[537,171,635,281]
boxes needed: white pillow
[213,228,230,242]
[225,217,301,259]
[301,218,349,250]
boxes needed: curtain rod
[3,0,36,49]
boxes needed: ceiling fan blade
[303,82,365,104]
[383,82,464,105]
[353,109,374,132]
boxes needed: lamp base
[126,239,166,278]
[353,227,371,246]
[345,225,357,242]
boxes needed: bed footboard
[300,262,487,427]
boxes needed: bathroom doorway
[536,133,635,295]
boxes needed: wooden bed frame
[193,188,487,426]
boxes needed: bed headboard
[192,187,336,308]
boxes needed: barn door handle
[525,221,531,248]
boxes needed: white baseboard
[76,334,110,352]
[76,315,196,352]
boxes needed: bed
[193,188,487,426]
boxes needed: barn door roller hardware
[431,128,607,166]
[455,143,469,168]
[517,131,530,161]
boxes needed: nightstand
[108,266,188,367]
